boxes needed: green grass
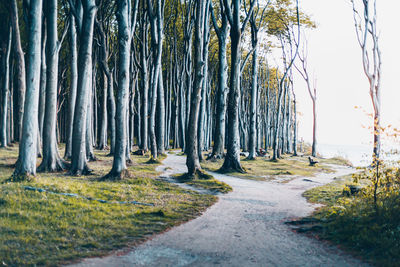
[302,172,400,266]
[201,154,335,182]
[173,172,233,194]
[0,145,216,266]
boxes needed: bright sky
[293,0,400,147]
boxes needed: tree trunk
[64,15,78,159]
[1,25,12,148]
[70,0,97,175]
[38,21,47,141]
[13,0,43,179]
[186,0,207,177]
[139,15,149,152]
[220,0,246,173]
[10,0,26,142]
[247,33,258,160]
[38,0,67,172]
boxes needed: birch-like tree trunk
[186,0,207,177]
[38,0,67,172]
[64,14,78,159]
[13,0,43,179]
[70,0,97,175]
[1,25,12,148]
[10,0,26,142]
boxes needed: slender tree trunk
[211,36,228,159]
[1,25,12,148]
[139,15,149,152]
[13,0,43,179]
[157,70,165,155]
[64,15,78,159]
[10,0,26,142]
[247,35,258,160]
[198,3,210,161]
[70,0,97,175]
[186,0,207,177]
[104,0,136,179]
[220,0,248,173]
[39,21,47,141]
[38,0,67,172]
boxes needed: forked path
[72,153,368,267]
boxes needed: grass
[201,153,335,182]
[302,171,400,266]
[0,145,216,266]
[173,172,233,194]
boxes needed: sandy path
[71,153,368,267]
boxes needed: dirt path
[71,153,368,267]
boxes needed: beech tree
[13,0,43,179]
[70,0,97,175]
[220,0,255,173]
[186,0,209,177]
[38,0,68,172]
[103,0,138,179]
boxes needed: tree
[220,0,255,173]
[70,0,97,175]
[103,0,138,179]
[38,0,68,172]
[147,0,165,160]
[351,0,382,161]
[295,38,317,157]
[209,1,229,159]
[1,24,12,148]
[186,0,209,177]
[64,11,79,159]
[10,0,26,142]
[13,0,43,179]
[247,0,268,160]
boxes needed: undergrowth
[303,164,400,266]
[0,146,216,266]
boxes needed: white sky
[293,0,400,147]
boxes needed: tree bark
[38,0,67,172]
[10,0,26,142]
[186,0,207,176]
[64,15,78,159]
[13,0,43,178]
[1,25,12,148]
[70,0,97,175]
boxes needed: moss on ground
[173,172,233,194]
[201,154,335,181]
[0,145,216,266]
[302,172,400,266]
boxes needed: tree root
[100,169,131,181]
[5,172,35,183]
[147,156,161,164]
[219,158,246,174]
[177,169,214,181]
[37,157,70,173]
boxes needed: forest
[0,0,398,266]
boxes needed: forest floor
[71,153,369,267]
[0,146,218,266]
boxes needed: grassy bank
[172,172,233,194]
[302,170,400,266]
[0,146,216,266]
[201,154,347,181]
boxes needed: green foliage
[0,146,217,266]
[265,0,316,37]
[303,164,400,266]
